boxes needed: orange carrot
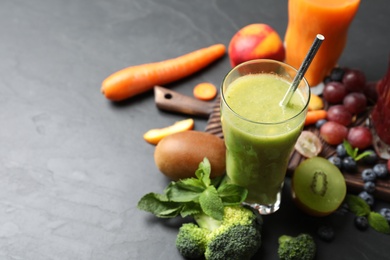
[101,44,226,101]
[193,82,218,101]
[304,110,327,126]
[143,118,194,145]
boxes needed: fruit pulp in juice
[222,74,306,205]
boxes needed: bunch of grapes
[318,67,390,207]
[319,68,375,149]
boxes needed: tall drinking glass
[221,59,310,214]
[284,0,360,87]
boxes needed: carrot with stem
[304,110,327,126]
[101,44,226,101]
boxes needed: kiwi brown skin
[154,130,226,181]
[291,185,339,217]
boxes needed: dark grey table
[1,0,389,259]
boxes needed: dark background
[1,0,389,259]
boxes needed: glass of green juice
[220,59,310,215]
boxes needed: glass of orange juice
[284,0,360,87]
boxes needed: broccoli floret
[175,205,263,260]
[277,233,316,260]
[176,223,208,259]
[205,224,261,260]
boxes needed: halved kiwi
[291,157,347,216]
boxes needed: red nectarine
[228,23,285,67]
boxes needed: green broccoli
[176,205,263,260]
[138,158,262,260]
[277,233,316,260]
[175,223,209,259]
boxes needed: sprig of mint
[137,158,248,221]
[346,194,371,216]
[343,140,374,161]
[346,195,390,234]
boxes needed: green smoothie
[221,73,307,206]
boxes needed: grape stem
[311,171,328,196]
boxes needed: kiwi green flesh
[292,157,346,214]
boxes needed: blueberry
[379,208,390,222]
[329,67,345,82]
[334,202,349,215]
[323,76,332,85]
[358,191,375,207]
[328,156,342,169]
[336,144,347,158]
[342,156,357,172]
[373,163,389,178]
[363,181,376,193]
[317,225,335,242]
[315,119,327,129]
[354,216,369,230]
[361,169,376,182]
[361,150,378,165]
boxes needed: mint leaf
[180,202,202,218]
[195,158,211,187]
[355,150,375,161]
[217,183,248,205]
[343,140,356,158]
[353,148,358,158]
[137,193,182,218]
[345,195,390,234]
[346,195,371,216]
[210,175,225,188]
[343,140,373,161]
[138,158,248,221]
[199,186,224,220]
[177,178,206,191]
[166,183,203,202]
[368,212,390,234]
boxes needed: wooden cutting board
[205,95,390,202]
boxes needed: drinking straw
[280,34,325,107]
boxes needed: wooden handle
[154,86,214,118]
